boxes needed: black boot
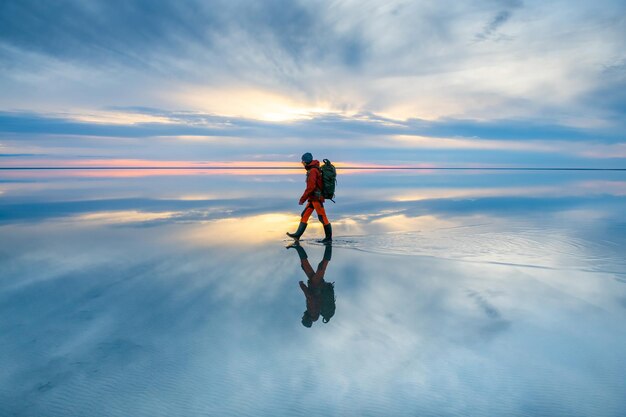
[323,243,332,261]
[293,245,308,261]
[320,223,332,244]
[286,222,307,240]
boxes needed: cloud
[1,0,625,126]
[0,1,624,168]
[475,10,512,41]
[1,109,624,168]
[1,109,623,141]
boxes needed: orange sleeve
[299,169,319,204]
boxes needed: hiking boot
[323,243,332,261]
[286,240,309,262]
[287,222,307,240]
[319,223,332,244]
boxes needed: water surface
[1,169,625,416]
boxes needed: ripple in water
[318,222,626,275]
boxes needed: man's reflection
[287,243,335,327]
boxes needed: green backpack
[320,159,337,202]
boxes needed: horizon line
[1,167,625,171]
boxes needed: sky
[1,0,625,167]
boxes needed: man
[286,152,332,243]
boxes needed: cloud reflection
[1,170,626,415]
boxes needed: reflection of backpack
[320,159,337,202]
[320,281,336,323]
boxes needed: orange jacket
[299,160,324,204]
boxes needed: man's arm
[299,169,319,205]
[299,281,311,297]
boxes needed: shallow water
[1,169,625,417]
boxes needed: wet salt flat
[1,169,625,417]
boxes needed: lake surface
[1,169,625,417]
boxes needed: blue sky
[1,0,625,166]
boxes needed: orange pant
[301,201,330,225]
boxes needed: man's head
[301,152,313,165]
[301,311,313,328]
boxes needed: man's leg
[287,202,314,239]
[301,202,315,224]
[300,258,315,280]
[312,201,332,243]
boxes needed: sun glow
[184,213,301,245]
[75,210,180,224]
[177,86,340,122]
[68,111,174,125]
[0,159,408,179]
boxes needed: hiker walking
[287,152,333,243]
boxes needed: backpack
[320,159,337,202]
